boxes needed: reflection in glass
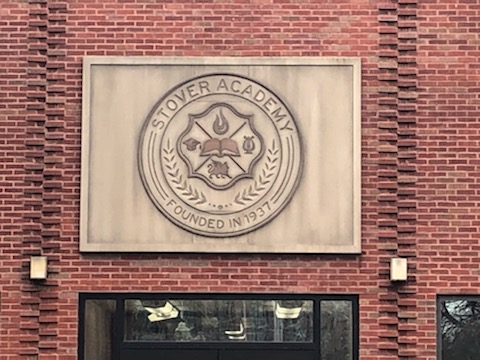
[440,298,480,360]
[320,300,353,360]
[84,299,116,360]
[124,299,313,343]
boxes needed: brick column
[20,0,67,358]
[377,0,418,358]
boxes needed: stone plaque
[81,57,360,253]
[138,74,302,237]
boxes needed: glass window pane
[440,298,480,360]
[320,300,353,360]
[84,299,116,360]
[124,299,313,343]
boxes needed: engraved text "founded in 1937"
[166,198,272,231]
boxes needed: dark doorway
[120,349,314,360]
[79,294,358,360]
[120,349,217,360]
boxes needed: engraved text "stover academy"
[151,76,294,132]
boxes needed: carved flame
[213,110,229,135]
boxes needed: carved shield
[177,103,264,190]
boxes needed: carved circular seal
[138,74,302,237]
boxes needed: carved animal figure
[208,160,231,179]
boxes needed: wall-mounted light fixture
[30,256,48,280]
[390,257,408,282]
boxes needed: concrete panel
[81,57,361,253]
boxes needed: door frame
[78,293,359,360]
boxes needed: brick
[2,1,479,359]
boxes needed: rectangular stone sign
[81,57,361,253]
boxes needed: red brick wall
[1,0,479,359]
[416,0,480,358]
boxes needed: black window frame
[79,293,359,360]
[437,294,480,360]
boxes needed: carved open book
[201,138,240,156]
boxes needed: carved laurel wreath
[163,143,207,205]
[233,141,278,206]
[163,140,278,208]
